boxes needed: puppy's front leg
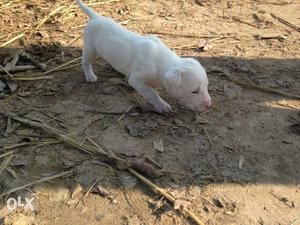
[128,75,171,113]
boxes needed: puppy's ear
[164,68,182,87]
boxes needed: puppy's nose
[203,100,212,108]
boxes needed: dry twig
[68,34,83,46]
[0,33,25,48]
[0,154,14,176]
[231,79,300,100]
[254,34,287,41]
[0,65,38,74]
[12,75,54,81]
[148,31,220,39]
[270,13,300,32]
[0,150,18,159]
[81,177,103,202]
[0,170,74,199]
[3,139,60,150]
[42,57,82,75]
[203,128,212,149]
[209,69,300,100]
[86,0,122,7]
[290,219,298,225]
[0,64,15,79]
[231,16,258,28]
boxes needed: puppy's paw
[85,73,98,82]
[154,101,172,114]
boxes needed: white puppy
[77,0,212,113]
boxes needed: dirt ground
[0,0,300,224]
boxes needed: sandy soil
[0,0,300,225]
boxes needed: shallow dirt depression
[0,0,299,225]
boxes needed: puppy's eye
[192,90,199,94]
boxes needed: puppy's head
[163,58,211,111]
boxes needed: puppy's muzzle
[203,100,212,109]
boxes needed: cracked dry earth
[0,0,300,225]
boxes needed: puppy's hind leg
[82,46,98,82]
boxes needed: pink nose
[203,100,212,108]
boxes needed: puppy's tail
[77,0,98,20]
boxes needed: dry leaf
[153,139,164,152]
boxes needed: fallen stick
[0,27,55,31]
[209,70,300,100]
[40,57,104,77]
[115,105,135,122]
[86,0,122,6]
[0,154,14,177]
[270,13,300,32]
[231,16,258,28]
[42,57,82,75]
[239,72,256,85]
[75,176,104,207]
[0,27,28,39]
[172,43,199,50]
[147,31,220,39]
[0,150,18,159]
[0,112,206,225]
[0,170,74,199]
[0,33,25,48]
[203,128,212,149]
[0,65,37,73]
[0,64,14,79]
[68,34,83,46]
[276,101,299,110]
[254,34,287,41]
[44,62,82,73]
[71,20,129,30]
[231,79,300,100]
[289,219,298,225]
[3,139,60,150]
[12,75,54,81]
